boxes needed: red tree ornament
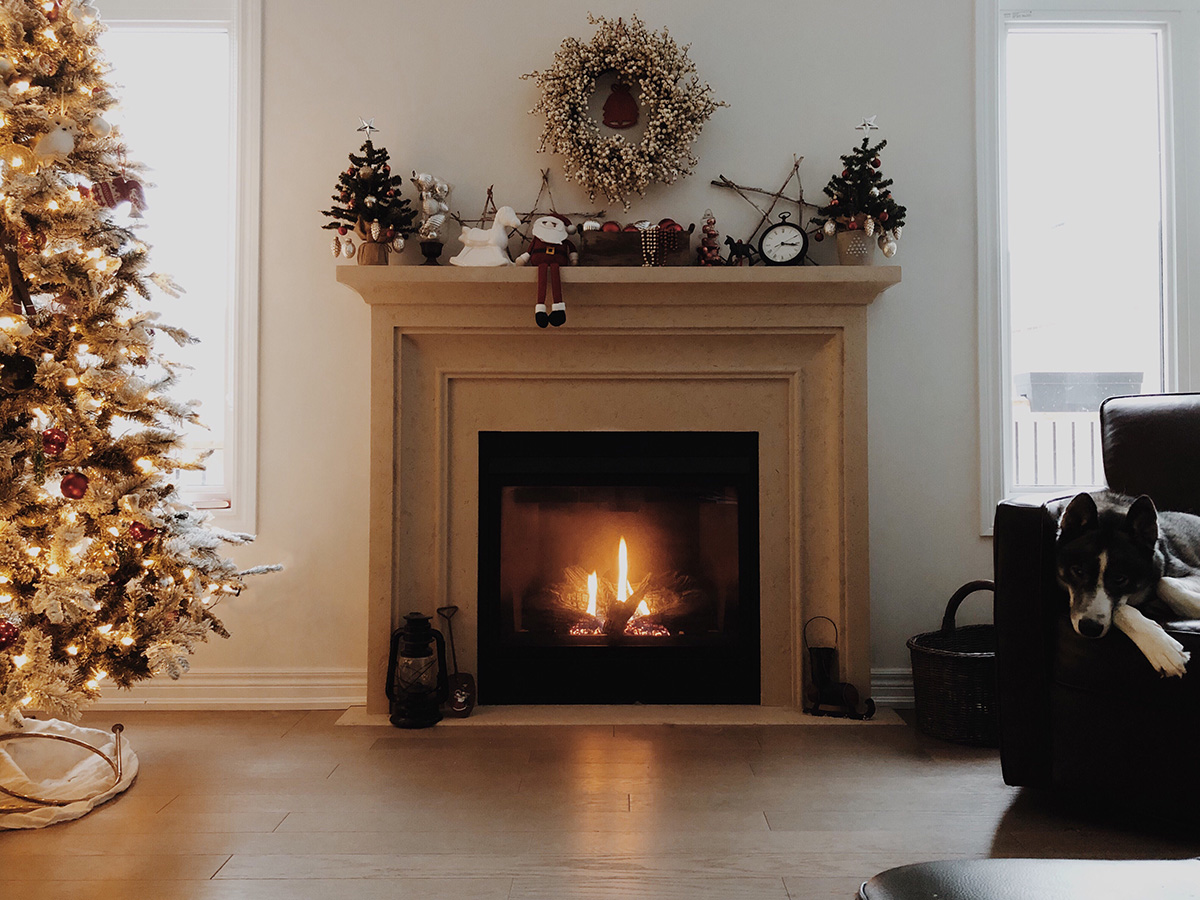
[128,521,157,542]
[92,176,147,218]
[60,472,88,499]
[42,427,68,456]
[0,621,17,651]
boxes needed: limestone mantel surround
[339,265,900,715]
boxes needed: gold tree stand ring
[0,723,124,811]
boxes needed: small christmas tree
[810,130,907,258]
[0,0,277,725]
[321,123,415,265]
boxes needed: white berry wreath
[523,14,725,209]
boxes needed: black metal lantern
[386,612,448,728]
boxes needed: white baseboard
[86,667,914,712]
[89,668,367,710]
[870,667,914,708]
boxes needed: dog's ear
[1059,492,1099,543]
[1126,494,1160,548]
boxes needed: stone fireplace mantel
[338,265,900,715]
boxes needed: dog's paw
[1148,638,1190,678]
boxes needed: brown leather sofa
[992,393,1200,810]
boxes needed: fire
[565,535,670,638]
[617,537,629,604]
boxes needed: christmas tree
[810,131,907,258]
[0,0,276,725]
[320,123,415,265]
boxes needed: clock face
[758,218,808,265]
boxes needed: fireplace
[477,431,759,704]
[338,265,899,714]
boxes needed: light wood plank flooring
[1,709,1196,899]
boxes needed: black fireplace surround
[477,431,760,704]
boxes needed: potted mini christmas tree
[0,1,278,735]
[810,123,907,265]
[321,121,415,265]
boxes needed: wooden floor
[2,709,1197,899]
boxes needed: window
[100,0,260,531]
[977,1,1198,531]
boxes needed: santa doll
[516,213,578,327]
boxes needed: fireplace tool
[386,612,448,728]
[802,616,875,720]
[436,605,476,717]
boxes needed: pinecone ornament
[331,235,341,258]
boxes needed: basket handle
[941,580,995,632]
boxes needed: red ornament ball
[847,220,859,230]
[128,521,157,542]
[600,221,622,233]
[880,211,889,222]
[42,427,68,457]
[0,621,17,651]
[871,158,881,169]
[337,226,348,235]
[381,164,391,174]
[842,169,849,177]
[60,472,89,499]
[813,231,824,242]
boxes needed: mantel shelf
[338,263,901,308]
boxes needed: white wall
[102,0,993,708]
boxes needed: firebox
[477,431,760,704]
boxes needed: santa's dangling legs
[535,259,566,328]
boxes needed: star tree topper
[357,117,379,140]
[856,115,880,134]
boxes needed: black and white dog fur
[1056,491,1200,677]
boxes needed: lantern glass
[396,654,438,692]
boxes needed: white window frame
[102,0,262,533]
[976,0,1199,534]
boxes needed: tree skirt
[0,718,138,829]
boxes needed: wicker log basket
[907,580,998,746]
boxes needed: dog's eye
[1069,565,1086,579]
[1110,574,1129,587]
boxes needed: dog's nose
[1078,618,1106,638]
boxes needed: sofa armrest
[993,496,1066,787]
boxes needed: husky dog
[1056,491,1200,677]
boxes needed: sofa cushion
[1053,615,1200,697]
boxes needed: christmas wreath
[523,15,724,209]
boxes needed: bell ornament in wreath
[354,218,390,266]
[386,612,449,728]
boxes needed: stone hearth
[339,266,900,715]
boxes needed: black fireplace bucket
[802,616,875,720]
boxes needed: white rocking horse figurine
[449,205,522,266]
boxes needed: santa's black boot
[535,302,549,328]
[549,301,566,327]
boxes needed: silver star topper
[357,117,379,140]
[856,115,879,133]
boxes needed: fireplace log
[602,581,651,636]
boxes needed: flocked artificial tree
[0,0,277,726]
[321,121,415,265]
[810,125,907,260]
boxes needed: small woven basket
[907,580,998,746]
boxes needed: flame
[586,571,598,617]
[617,537,629,604]
[635,599,650,617]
